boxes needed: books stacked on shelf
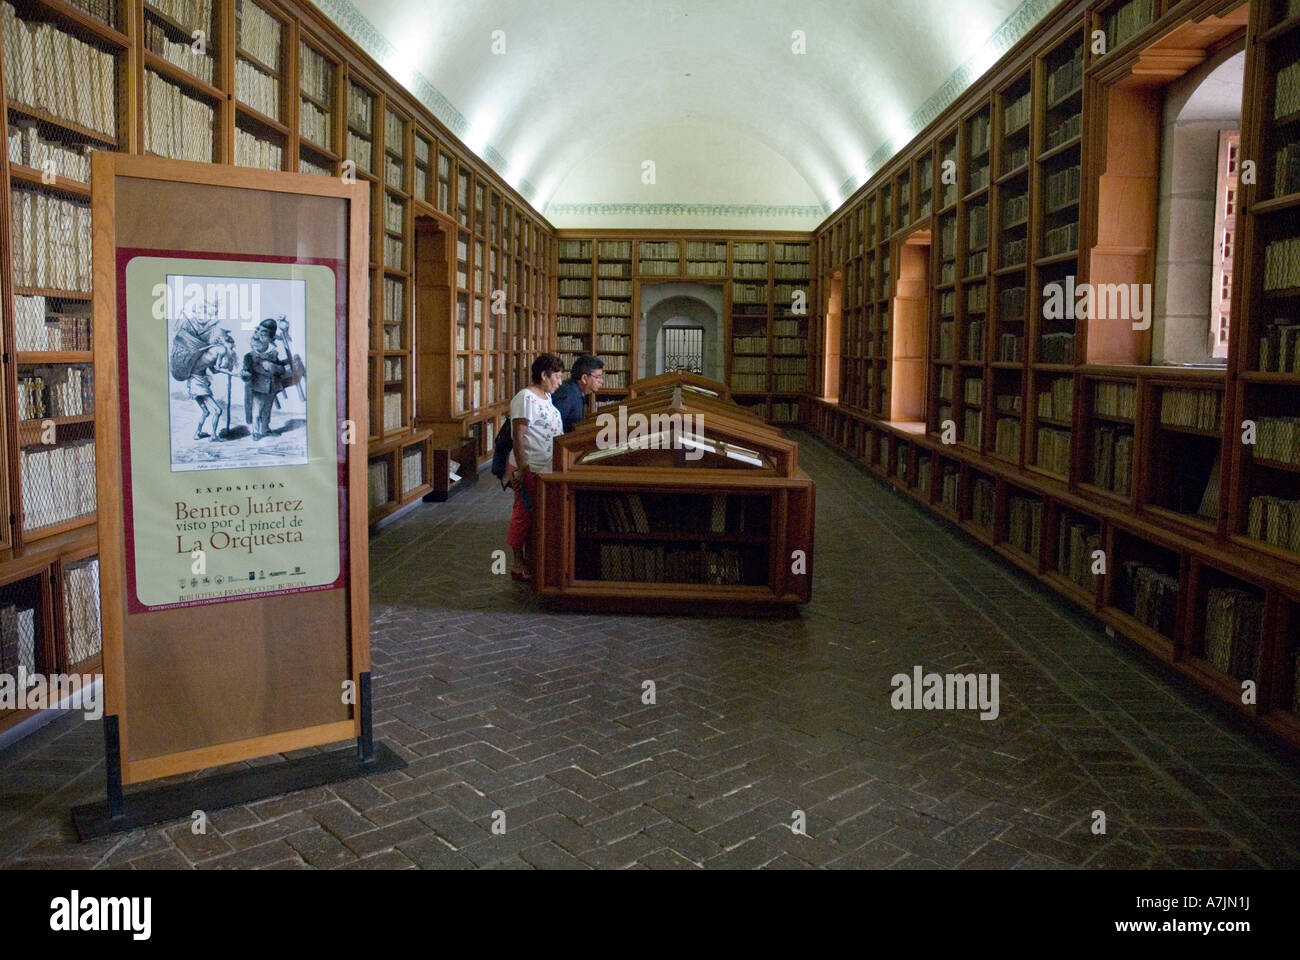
[1203,587,1264,680]
[1119,562,1178,637]
[558,261,591,278]
[732,283,769,304]
[1047,45,1083,103]
[996,334,1024,361]
[298,46,333,147]
[941,465,959,511]
[1246,495,1300,553]
[733,336,767,353]
[995,394,1022,416]
[597,298,631,316]
[969,112,991,157]
[0,602,38,674]
[895,446,909,482]
[596,334,629,352]
[596,544,747,585]
[1003,145,1029,176]
[13,296,91,351]
[234,126,281,169]
[64,559,101,665]
[732,262,767,279]
[598,261,631,278]
[558,240,592,260]
[367,458,388,509]
[968,164,990,193]
[558,297,591,315]
[1159,388,1222,431]
[879,435,890,466]
[999,285,1026,320]
[1002,194,1029,226]
[1056,514,1100,593]
[1254,417,1300,465]
[18,366,89,419]
[1,4,118,138]
[1004,92,1031,135]
[1092,427,1134,494]
[939,367,954,401]
[967,250,989,276]
[1274,142,1300,197]
[9,189,92,292]
[995,417,1020,459]
[597,240,631,259]
[1104,0,1155,49]
[597,279,632,298]
[1040,331,1075,363]
[774,337,804,355]
[1258,318,1300,371]
[972,476,995,529]
[558,279,592,297]
[602,372,628,390]
[963,377,984,405]
[916,455,931,492]
[6,124,92,181]
[771,401,798,421]
[939,289,956,317]
[20,439,95,530]
[1095,380,1137,419]
[968,205,989,249]
[963,409,982,447]
[1036,427,1071,475]
[1045,113,1082,150]
[939,321,955,360]
[235,58,278,118]
[401,446,424,496]
[1044,223,1079,256]
[382,391,402,431]
[237,0,280,65]
[1038,377,1073,422]
[557,335,585,352]
[1008,494,1043,557]
[1275,57,1300,119]
[143,16,214,84]
[382,357,402,381]
[145,71,215,162]
[1044,166,1081,212]
[773,319,801,337]
[299,154,332,177]
[1262,236,1300,290]
[964,318,986,361]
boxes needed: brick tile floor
[1,431,1298,869]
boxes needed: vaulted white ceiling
[318,0,1059,229]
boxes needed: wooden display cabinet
[534,374,814,613]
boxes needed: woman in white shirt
[506,353,564,581]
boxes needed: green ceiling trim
[543,202,830,218]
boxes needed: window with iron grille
[663,325,705,373]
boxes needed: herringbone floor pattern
[1,431,1297,869]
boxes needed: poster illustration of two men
[167,274,308,472]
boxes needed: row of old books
[1044,165,1081,212]
[18,366,90,420]
[997,333,1025,362]
[0,603,38,674]
[347,130,372,174]
[1045,112,1083,150]
[968,112,991,157]
[558,240,591,259]
[145,70,215,163]
[598,241,631,259]
[557,298,590,315]
[963,409,982,447]
[236,57,280,120]
[579,492,745,536]
[1275,57,1300,119]
[64,559,101,665]
[595,334,629,352]
[367,458,388,509]
[400,446,424,496]
[773,356,807,374]
[971,477,995,529]
[965,319,986,361]
[299,98,331,149]
[1008,494,1043,557]
[13,296,91,352]
[639,242,679,260]
[1038,377,1074,422]
[967,250,989,277]
[347,82,373,133]
[967,284,988,312]
[686,261,725,278]
[558,279,591,297]
[20,439,95,530]
[1105,0,1154,48]
[996,393,1023,416]
[1046,45,1084,103]
[237,0,282,68]
[1091,427,1134,495]
[772,373,807,392]
[1003,144,1030,175]
[557,261,590,278]
[596,543,747,585]
[1247,494,1300,553]
[597,299,632,316]
[144,18,214,84]
[1254,416,1300,465]
[598,261,631,278]
[1002,193,1029,226]
[556,335,585,353]
[963,377,983,405]
[1203,586,1264,680]
[916,455,931,493]
[383,195,405,234]
[1119,562,1179,637]
[1000,285,1027,320]
[602,372,628,389]
[941,465,960,511]
[1057,514,1100,593]
[1044,222,1079,256]
[1263,236,1300,290]
[1094,380,1137,419]
[383,235,402,270]
[602,355,631,373]
[774,243,809,262]
[381,391,402,431]
[9,189,92,293]
[732,335,766,354]
[773,320,802,337]
[938,321,955,360]
[968,161,990,194]
[298,40,333,112]
[597,280,632,297]
[1,4,118,137]
[234,126,281,170]
[995,418,1021,459]
[775,337,806,354]
[1275,142,1300,197]
[774,262,810,280]
[1037,427,1071,475]
[1258,319,1300,372]
[381,356,402,381]
[968,205,989,249]
[732,284,769,304]
[1160,388,1222,431]
[683,241,725,260]
[6,124,91,181]
[1040,331,1075,364]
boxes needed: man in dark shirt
[550,354,604,432]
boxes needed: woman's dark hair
[531,353,564,383]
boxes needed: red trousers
[506,467,539,549]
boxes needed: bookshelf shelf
[5,101,118,147]
[7,163,90,197]
[142,49,223,101]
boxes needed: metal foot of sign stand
[71,672,404,842]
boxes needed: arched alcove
[638,284,724,381]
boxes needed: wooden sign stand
[72,155,403,841]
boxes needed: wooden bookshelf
[808,0,1300,747]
